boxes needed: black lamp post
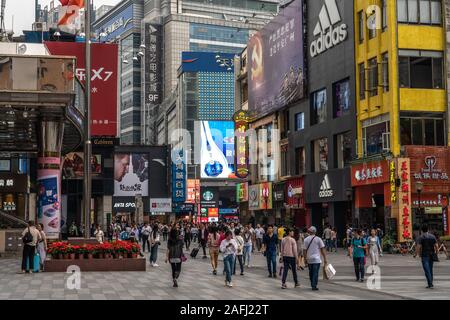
[416,181,424,219]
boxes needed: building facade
[354,0,448,240]
[93,0,144,145]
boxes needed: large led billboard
[200,121,235,179]
[247,0,305,118]
[114,153,149,197]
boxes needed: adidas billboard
[310,0,348,58]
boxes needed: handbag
[181,254,187,262]
[431,252,439,262]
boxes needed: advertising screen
[62,153,101,179]
[114,153,149,197]
[200,121,235,179]
[247,0,304,118]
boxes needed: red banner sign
[397,158,412,241]
[351,160,389,187]
[45,42,118,137]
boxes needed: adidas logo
[310,0,348,58]
[319,174,334,198]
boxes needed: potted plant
[130,242,140,259]
[86,244,95,259]
[47,241,65,259]
[101,242,113,259]
[66,244,76,260]
[75,245,85,259]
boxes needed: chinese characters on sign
[397,159,412,241]
[0,179,13,187]
[145,24,162,106]
[234,110,250,179]
[413,156,449,180]
[354,166,383,182]
[350,160,389,187]
[172,150,186,203]
[269,18,296,57]
[390,161,397,203]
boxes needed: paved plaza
[1,244,449,300]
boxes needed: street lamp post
[416,181,424,221]
[83,0,92,239]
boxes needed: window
[398,50,443,89]
[333,79,350,118]
[359,63,366,100]
[295,147,305,176]
[368,57,378,97]
[400,114,446,146]
[397,0,442,25]
[335,132,353,169]
[368,12,377,39]
[295,112,304,131]
[311,89,327,125]
[382,0,388,30]
[313,138,328,172]
[281,147,289,177]
[358,11,364,43]
[382,53,389,92]
[362,120,390,156]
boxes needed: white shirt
[94,229,104,243]
[220,238,238,257]
[255,227,265,239]
[304,235,325,264]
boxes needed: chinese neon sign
[398,158,412,241]
[234,110,250,179]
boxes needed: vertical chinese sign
[234,110,250,179]
[390,161,397,204]
[397,158,412,242]
[443,196,450,236]
[145,24,162,143]
[172,149,186,203]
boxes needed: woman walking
[280,228,299,289]
[242,226,253,268]
[150,224,161,267]
[184,225,192,251]
[220,231,238,287]
[233,229,245,276]
[36,223,47,271]
[331,228,338,252]
[368,228,382,272]
[207,225,221,275]
[165,228,185,287]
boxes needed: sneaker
[240,272,244,276]
[281,283,287,289]
[273,274,277,279]
[426,285,434,289]
[295,283,300,288]
[312,287,319,291]
[202,256,207,259]
[153,263,159,267]
[150,262,154,267]
[173,280,178,288]
[360,279,364,283]
[268,274,273,278]
[227,282,233,287]
[213,270,217,275]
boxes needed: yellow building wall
[355,0,446,157]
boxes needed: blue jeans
[353,257,365,280]
[150,244,159,263]
[308,263,321,289]
[243,245,252,266]
[266,251,277,275]
[421,256,434,287]
[223,255,235,283]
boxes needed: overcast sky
[4,0,121,35]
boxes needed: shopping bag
[323,263,336,280]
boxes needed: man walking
[220,231,238,287]
[20,221,41,274]
[303,226,328,291]
[255,224,265,252]
[262,225,278,278]
[323,225,332,252]
[141,223,151,252]
[416,224,439,289]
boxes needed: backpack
[22,227,33,244]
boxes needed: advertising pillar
[37,120,64,239]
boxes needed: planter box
[44,258,146,272]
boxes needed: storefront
[405,146,450,237]
[351,160,391,233]
[236,182,249,223]
[305,169,352,238]
[248,182,274,225]
[285,177,308,228]
[112,196,150,223]
[0,173,29,221]
[273,182,286,226]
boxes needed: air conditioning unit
[32,22,47,32]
